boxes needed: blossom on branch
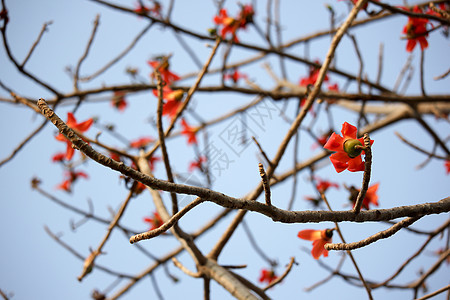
[130,137,154,149]
[315,177,339,194]
[298,228,334,259]
[323,122,373,173]
[401,6,429,52]
[299,60,329,87]
[56,170,89,193]
[148,58,180,85]
[258,268,277,284]
[144,211,164,231]
[55,113,93,161]
[224,69,248,84]
[189,156,206,172]
[348,183,380,210]
[180,119,198,145]
[152,87,184,119]
[445,160,450,175]
[213,4,254,42]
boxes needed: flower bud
[343,139,363,158]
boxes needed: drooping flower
[130,137,154,149]
[148,58,180,85]
[258,269,277,284]
[188,156,206,172]
[143,211,164,231]
[402,6,429,52]
[298,228,334,259]
[152,87,184,119]
[111,91,128,112]
[55,113,93,161]
[315,177,339,194]
[56,170,89,193]
[323,122,374,173]
[348,183,380,210]
[180,119,198,145]
[224,69,248,84]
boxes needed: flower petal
[341,122,357,140]
[323,133,344,152]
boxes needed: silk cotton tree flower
[298,228,334,259]
[323,122,373,173]
[258,269,277,284]
[55,112,93,161]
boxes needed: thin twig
[325,216,421,251]
[395,131,447,160]
[21,21,52,67]
[172,257,201,278]
[414,284,450,300]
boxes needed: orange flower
[56,170,89,193]
[258,268,277,284]
[51,152,66,162]
[130,137,154,149]
[298,228,334,259]
[213,4,254,42]
[188,156,206,172]
[224,69,248,84]
[152,87,184,119]
[299,60,329,87]
[349,183,380,210]
[143,211,164,231]
[323,122,374,173]
[315,177,339,194]
[148,59,180,85]
[180,119,198,145]
[55,113,93,161]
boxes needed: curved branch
[325,216,421,251]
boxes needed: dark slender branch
[21,21,52,67]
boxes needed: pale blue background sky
[0,0,449,299]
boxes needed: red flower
[111,91,127,112]
[134,2,161,16]
[224,69,248,84]
[52,152,66,162]
[349,183,380,210]
[315,177,339,194]
[143,211,164,231]
[445,160,450,175]
[109,152,122,162]
[258,269,277,284]
[56,170,89,193]
[214,9,240,41]
[130,137,154,149]
[148,59,180,85]
[149,155,161,172]
[152,87,184,119]
[402,6,429,52]
[188,156,206,172]
[298,228,334,259]
[311,130,333,150]
[327,83,339,92]
[180,119,198,145]
[299,60,329,87]
[55,113,93,161]
[213,4,254,42]
[323,122,374,173]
